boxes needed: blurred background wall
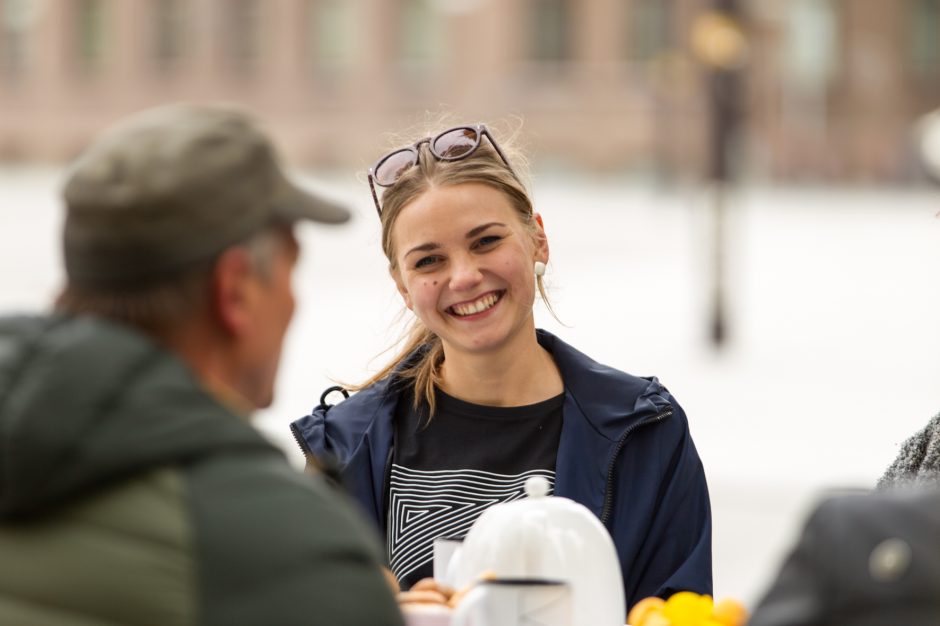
[1,0,939,183]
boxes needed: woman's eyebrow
[404,242,441,258]
[465,222,506,238]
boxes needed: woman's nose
[448,255,483,291]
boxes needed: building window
[531,0,570,63]
[783,0,837,93]
[307,0,355,77]
[1,0,35,82]
[223,0,262,76]
[72,0,108,75]
[151,0,187,74]
[909,0,940,79]
[628,0,670,62]
[398,0,442,77]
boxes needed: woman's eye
[414,256,439,269]
[475,235,502,248]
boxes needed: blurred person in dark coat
[0,104,403,626]
[748,487,940,626]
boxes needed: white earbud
[534,261,546,277]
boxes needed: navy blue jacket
[291,330,712,608]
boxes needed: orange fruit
[626,596,666,626]
[712,598,749,626]
[643,612,673,626]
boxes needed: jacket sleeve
[290,405,333,462]
[188,454,404,626]
[747,500,839,626]
[614,402,713,608]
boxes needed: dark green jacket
[0,315,403,626]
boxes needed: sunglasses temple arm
[368,174,382,217]
[483,129,518,180]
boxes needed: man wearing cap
[0,104,404,626]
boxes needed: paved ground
[3,166,939,606]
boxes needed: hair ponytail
[343,318,446,415]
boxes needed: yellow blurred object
[711,598,749,626]
[690,11,748,70]
[663,591,714,626]
[628,592,748,626]
[627,596,666,626]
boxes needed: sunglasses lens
[432,128,479,160]
[375,149,418,186]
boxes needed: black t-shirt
[387,387,564,588]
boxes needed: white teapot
[449,476,625,626]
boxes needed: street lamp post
[691,1,747,348]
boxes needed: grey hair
[55,225,283,335]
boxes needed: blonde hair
[351,124,554,415]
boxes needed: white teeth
[452,293,499,316]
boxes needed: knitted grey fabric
[878,412,940,488]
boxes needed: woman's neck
[438,330,563,407]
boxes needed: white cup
[432,537,463,585]
[451,578,572,626]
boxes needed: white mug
[451,578,572,626]
[432,537,463,586]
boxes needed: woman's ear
[533,212,550,264]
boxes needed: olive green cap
[63,103,350,288]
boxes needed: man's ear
[210,247,254,337]
[390,266,413,311]
[533,212,550,265]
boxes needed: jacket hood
[0,315,276,519]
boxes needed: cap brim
[277,179,351,225]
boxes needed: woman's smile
[446,290,505,318]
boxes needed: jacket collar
[535,329,672,440]
[333,329,672,444]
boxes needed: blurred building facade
[0,0,937,182]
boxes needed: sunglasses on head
[367,124,516,216]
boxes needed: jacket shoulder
[539,331,679,427]
[812,487,940,534]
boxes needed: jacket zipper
[290,422,315,462]
[599,407,673,526]
[381,446,394,539]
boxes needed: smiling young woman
[290,123,713,611]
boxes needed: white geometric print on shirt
[387,464,555,583]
